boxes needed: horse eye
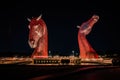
[34,25,38,29]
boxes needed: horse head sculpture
[78,15,99,59]
[77,15,99,35]
[28,15,48,58]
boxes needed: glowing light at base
[78,15,99,59]
[28,15,48,58]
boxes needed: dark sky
[0,1,120,56]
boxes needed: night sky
[0,1,120,56]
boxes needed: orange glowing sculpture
[28,15,48,58]
[77,15,99,59]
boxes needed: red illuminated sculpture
[28,15,48,58]
[77,15,99,59]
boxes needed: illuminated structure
[33,56,81,65]
[77,15,99,59]
[28,15,48,58]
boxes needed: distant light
[72,50,75,53]
[49,50,51,53]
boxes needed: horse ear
[27,18,31,22]
[36,14,42,21]
[77,25,80,28]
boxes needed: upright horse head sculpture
[28,15,48,58]
[78,15,99,59]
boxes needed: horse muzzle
[28,39,37,48]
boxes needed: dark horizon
[0,1,120,56]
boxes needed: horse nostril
[30,39,33,41]
[29,39,34,43]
